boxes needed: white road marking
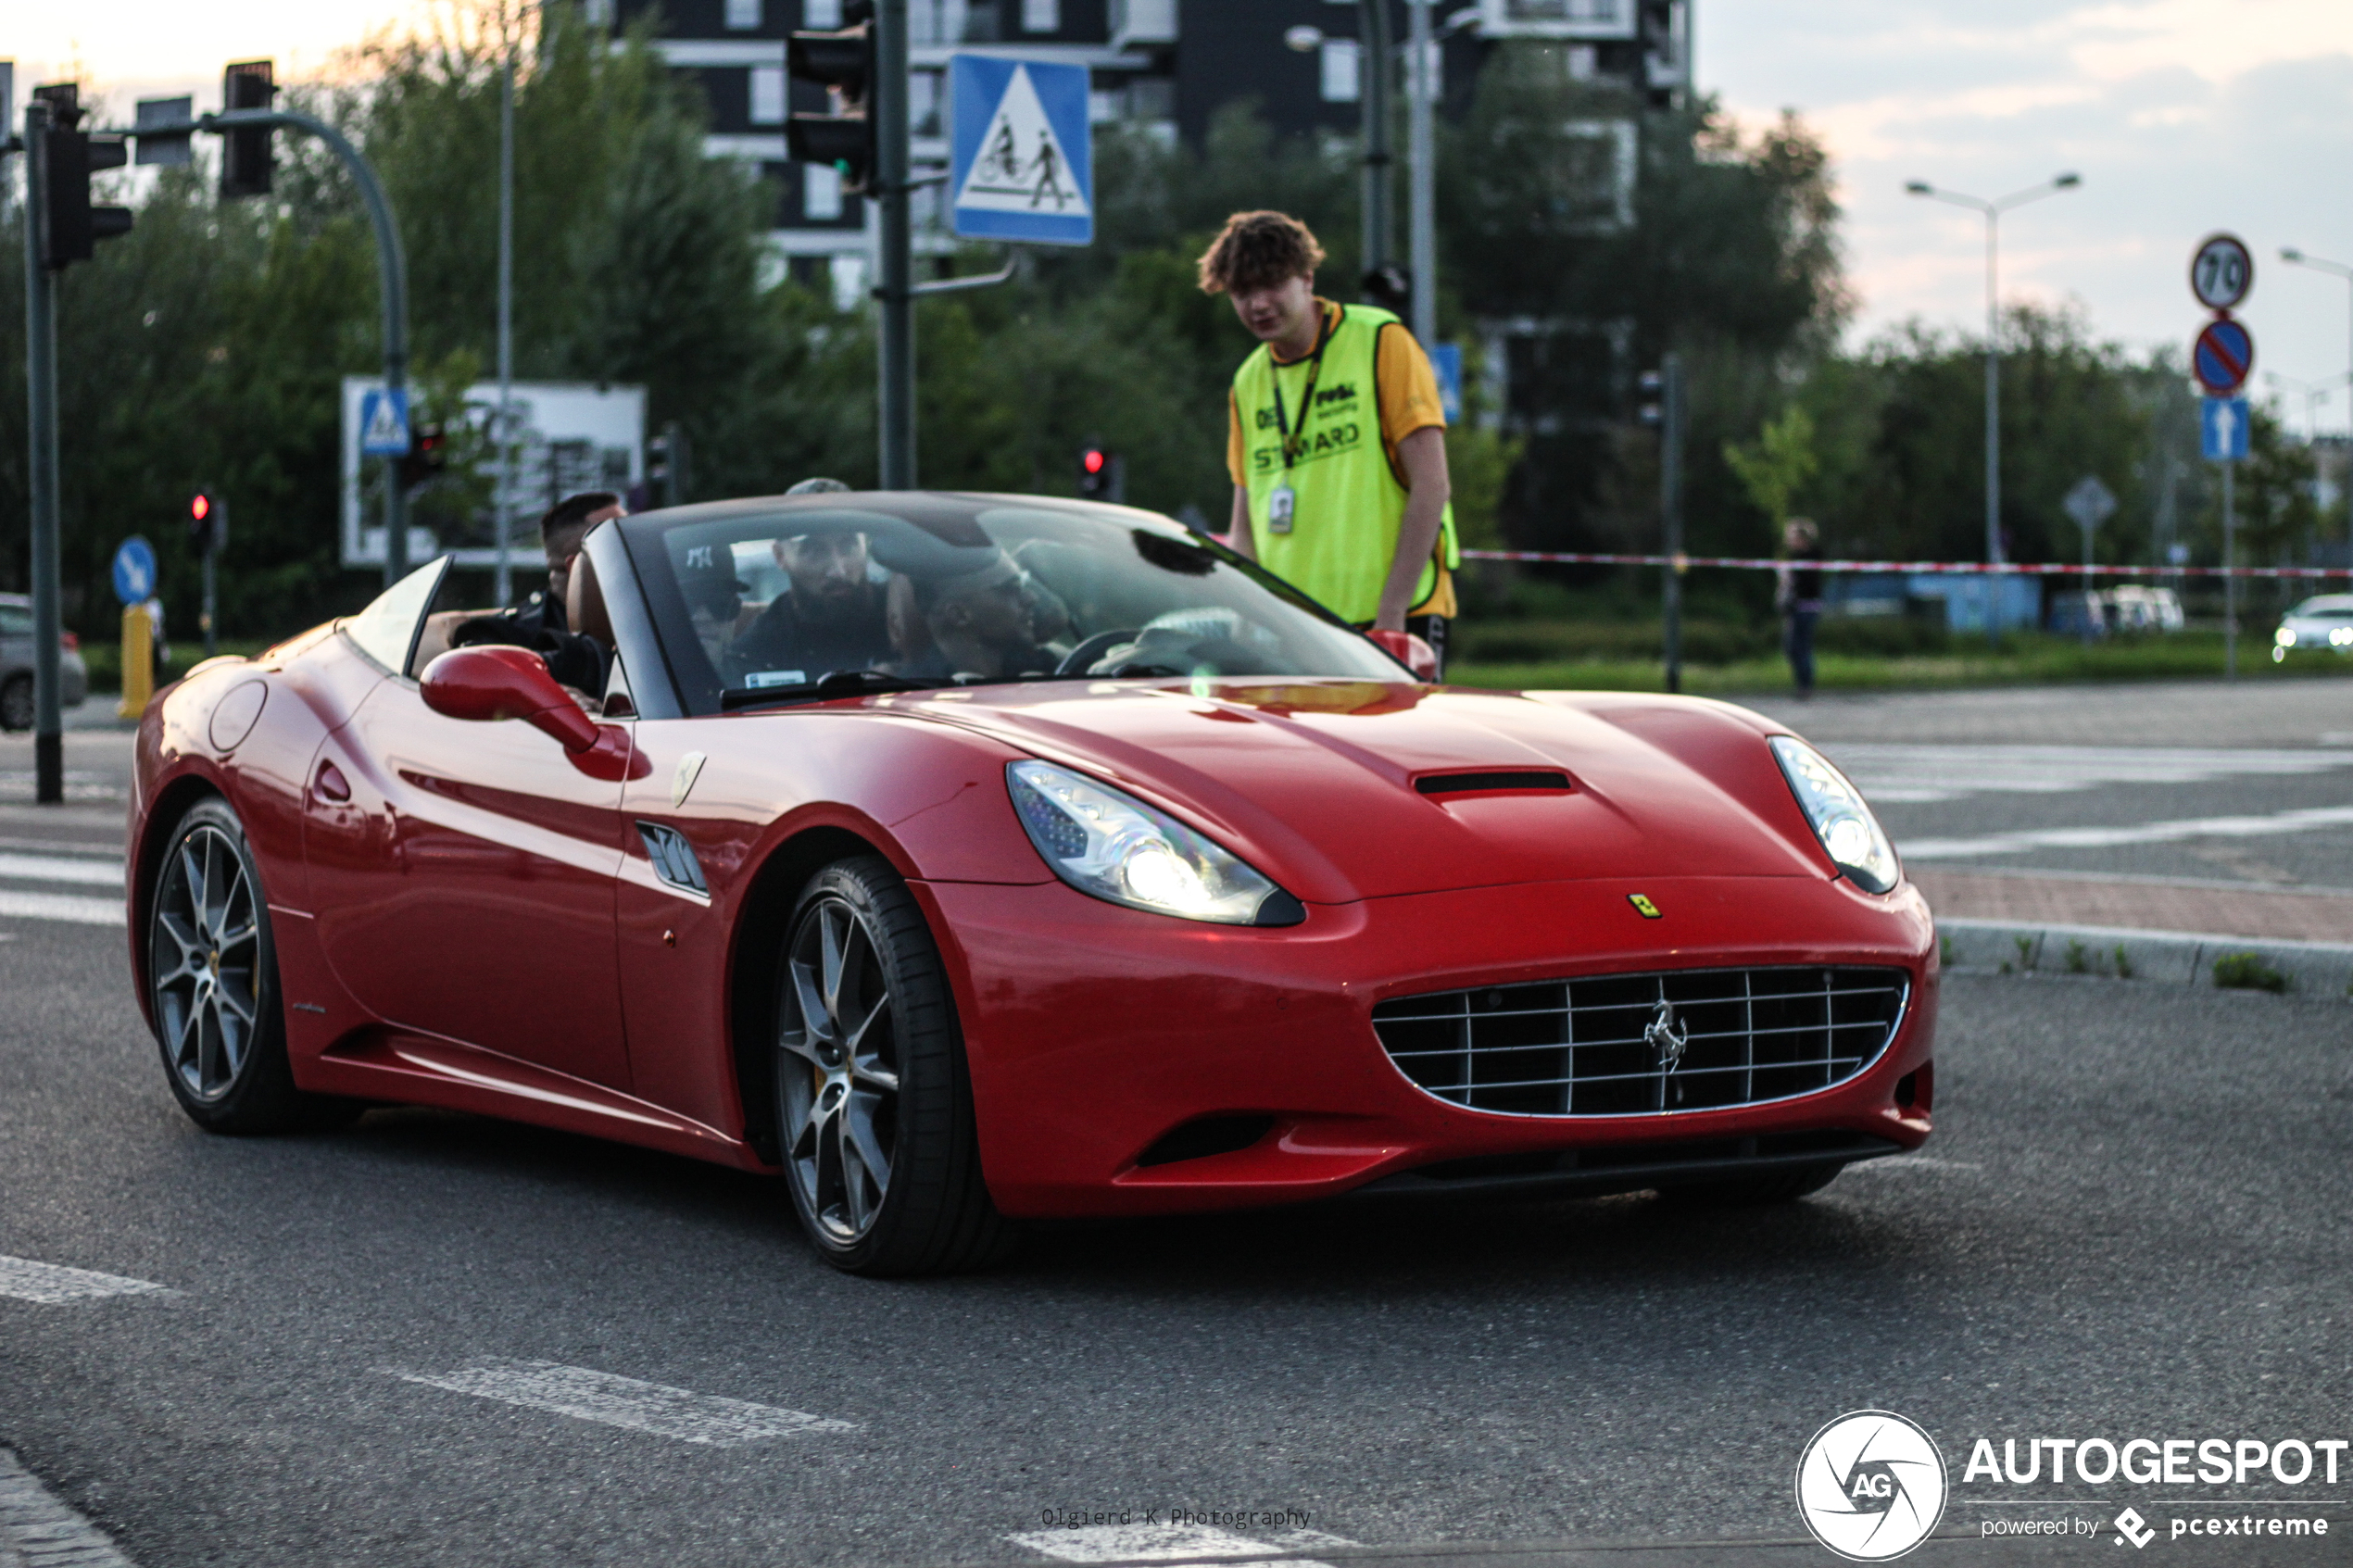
[0,1445,138,1567]
[385,1359,856,1447]
[1843,1157,1983,1175]
[1010,1524,1360,1564]
[0,853,123,887]
[0,891,124,927]
[1822,745,2353,805]
[1900,803,2353,860]
[0,1256,173,1305]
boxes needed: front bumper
[919,872,1938,1218]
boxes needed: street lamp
[1905,172,2083,573]
[2263,370,2343,443]
[2280,246,2353,558]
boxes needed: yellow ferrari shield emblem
[1627,893,1662,919]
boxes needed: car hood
[875,679,1833,904]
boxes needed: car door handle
[314,760,352,803]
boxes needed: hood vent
[1415,770,1572,796]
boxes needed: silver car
[2272,594,2353,662]
[0,593,92,731]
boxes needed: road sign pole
[1660,351,1685,694]
[496,50,516,608]
[875,0,913,489]
[1359,0,1394,283]
[201,541,218,659]
[1406,0,1436,345]
[2222,460,2236,681]
[22,101,64,804]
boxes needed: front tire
[148,797,356,1134]
[773,856,1009,1276]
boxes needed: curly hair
[1195,210,1326,295]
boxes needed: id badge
[1267,484,1296,533]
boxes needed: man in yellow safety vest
[1198,209,1458,668]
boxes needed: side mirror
[420,646,598,752]
[1365,628,1439,682]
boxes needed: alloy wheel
[778,894,902,1244]
[151,825,263,1103]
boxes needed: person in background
[1777,517,1825,699]
[1196,210,1458,672]
[448,491,624,693]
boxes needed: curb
[1938,918,2353,998]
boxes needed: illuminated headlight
[1769,736,1901,895]
[2277,627,2297,647]
[2333,627,2353,647]
[1006,760,1303,925]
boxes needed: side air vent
[636,822,709,897]
[1415,770,1572,796]
[1134,1114,1275,1168]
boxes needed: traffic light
[647,421,691,508]
[1637,370,1664,427]
[30,83,133,270]
[220,60,278,199]
[786,0,876,194]
[187,490,226,556]
[397,422,447,490]
[1077,445,1118,500]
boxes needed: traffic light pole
[202,107,410,581]
[21,101,65,803]
[1359,0,1393,282]
[874,0,914,490]
[1660,351,1685,696]
[201,497,222,659]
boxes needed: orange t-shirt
[1227,300,1447,489]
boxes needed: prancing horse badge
[1627,893,1662,919]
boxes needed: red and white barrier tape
[1458,549,2353,582]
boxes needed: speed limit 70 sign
[2191,232,2253,311]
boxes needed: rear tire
[1659,1161,1843,1206]
[148,797,359,1134]
[773,855,1011,1276]
[0,675,31,734]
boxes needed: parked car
[2273,595,2353,662]
[125,493,1935,1275]
[0,593,90,731]
[2048,584,2185,637]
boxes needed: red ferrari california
[128,493,1935,1274]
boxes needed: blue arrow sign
[359,387,412,456]
[112,535,157,607]
[2202,395,2249,462]
[950,55,1093,246]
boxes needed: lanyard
[1268,307,1336,470]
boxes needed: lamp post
[1903,173,2082,590]
[2280,247,2353,561]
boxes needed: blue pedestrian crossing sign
[1429,343,1464,421]
[950,55,1092,246]
[2201,395,2249,462]
[112,535,157,607]
[359,386,412,456]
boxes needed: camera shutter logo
[1794,1410,1947,1562]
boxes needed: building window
[1022,0,1061,33]
[829,254,867,314]
[750,66,786,125]
[804,162,844,221]
[1319,38,1362,103]
[725,0,761,29]
[804,0,843,25]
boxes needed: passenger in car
[442,493,624,692]
[903,552,1059,680]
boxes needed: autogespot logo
[1796,1411,1949,1562]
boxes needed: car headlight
[2277,626,2297,647]
[1006,760,1303,926]
[1769,736,1901,894]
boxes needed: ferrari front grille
[1371,966,1908,1117]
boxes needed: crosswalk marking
[1823,745,2353,805]
[1010,1523,1359,1564]
[1,847,129,927]
[0,853,123,887]
[0,1446,138,1567]
[385,1359,856,1447]
[0,1256,173,1305]
[1900,802,2353,860]
[0,891,124,927]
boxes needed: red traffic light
[190,494,211,521]
[1081,449,1106,474]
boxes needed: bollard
[120,603,154,719]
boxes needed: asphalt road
[4,908,2349,1566]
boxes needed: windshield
[2291,596,2353,618]
[619,494,1403,714]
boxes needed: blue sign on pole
[112,536,158,607]
[1429,342,1463,422]
[2201,395,2249,462]
[949,55,1093,246]
[359,386,412,456]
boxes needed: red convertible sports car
[129,493,1935,1274]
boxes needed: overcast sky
[12,0,2353,432]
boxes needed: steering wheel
[1054,629,1143,677]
